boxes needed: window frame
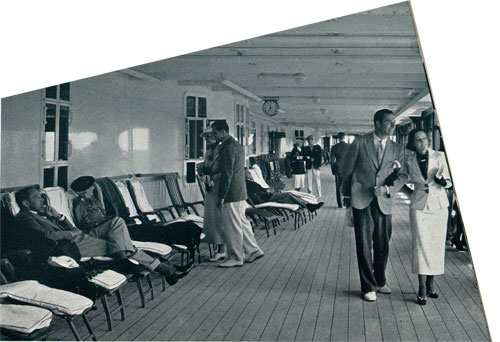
[40,84,72,189]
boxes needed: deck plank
[45,167,491,341]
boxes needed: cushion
[4,192,20,216]
[44,187,76,227]
[0,280,93,316]
[133,240,172,256]
[0,304,52,334]
[254,202,300,211]
[48,256,80,269]
[88,270,127,291]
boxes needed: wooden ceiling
[131,1,432,135]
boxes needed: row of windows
[39,86,274,188]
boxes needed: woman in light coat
[405,128,452,305]
[198,126,226,261]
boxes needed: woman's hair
[406,128,425,152]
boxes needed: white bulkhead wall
[1,71,282,198]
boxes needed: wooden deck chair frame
[0,258,97,341]
[162,172,203,217]
[128,174,197,265]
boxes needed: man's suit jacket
[16,210,107,259]
[342,133,407,215]
[405,149,451,211]
[218,136,247,203]
[330,141,349,174]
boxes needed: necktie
[376,140,384,165]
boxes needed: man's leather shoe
[219,258,244,268]
[363,291,377,301]
[378,285,392,294]
[306,202,324,213]
[175,262,193,276]
[245,250,264,263]
[165,273,181,286]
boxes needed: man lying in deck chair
[14,185,188,286]
[245,170,324,212]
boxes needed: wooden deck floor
[48,167,491,341]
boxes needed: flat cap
[70,176,95,192]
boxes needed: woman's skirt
[293,174,305,189]
[410,207,448,275]
[203,189,225,244]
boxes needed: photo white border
[1,1,498,339]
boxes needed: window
[42,83,71,189]
[249,121,256,155]
[235,103,247,149]
[294,130,304,139]
[185,95,207,160]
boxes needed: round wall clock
[262,100,279,116]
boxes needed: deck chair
[128,176,204,264]
[163,172,204,217]
[44,186,170,310]
[3,187,130,327]
[0,258,96,341]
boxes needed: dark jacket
[290,146,306,175]
[15,210,82,261]
[218,136,247,203]
[310,145,323,169]
[330,141,349,174]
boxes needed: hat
[294,138,304,145]
[70,176,95,192]
[200,125,213,137]
[306,135,314,140]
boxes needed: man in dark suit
[212,120,264,268]
[342,109,407,301]
[15,185,184,284]
[304,135,323,198]
[330,132,349,208]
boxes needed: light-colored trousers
[222,200,262,262]
[306,168,322,197]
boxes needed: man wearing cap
[290,139,306,191]
[15,184,185,285]
[71,176,110,232]
[304,135,322,197]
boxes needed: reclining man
[15,185,189,285]
[245,170,324,212]
[71,176,201,263]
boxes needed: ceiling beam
[191,47,421,57]
[220,80,262,102]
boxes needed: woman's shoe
[416,296,427,305]
[427,290,439,299]
[209,252,226,262]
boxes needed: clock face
[262,100,279,116]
